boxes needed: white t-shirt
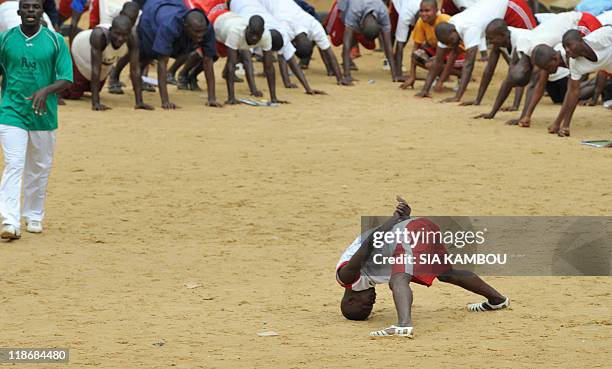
[336,220,415,292]
[71,25,128,80]
[439,0,508,50]
[229,0,296,59]
[516,11,583,57]
[597,10,612,26]
[214,11,272,51]
[257,0,331,50]
[569,26,612,80]
[392,0,420,43]
[100,0,128,24]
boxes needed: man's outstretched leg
[438,268,509,311]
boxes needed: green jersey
[0,26,73,131]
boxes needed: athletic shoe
[26,220,43,233]
[1,225,21,240]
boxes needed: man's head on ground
[419,0,438,25]
[269,29,284,51]
[562,29,586,59]
[292,32,313,59]
[435,22,459,48]
[184,10,208,44]
[485,19,510,48]
[360,13,381,40]
[18,0,43,28]
[245,15,265,46]
[532,44,562,74]
[120,1,140,26]
[110,15,132,49]
[340,288,376,321]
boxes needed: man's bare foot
[558,127,570,137]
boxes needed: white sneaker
[26,220,43,233]
[1,224,21,240]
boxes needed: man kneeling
[336,197,509,337]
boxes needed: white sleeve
[437,41,448,49]
[309,19,331,50]
[260,30,272,52]
[569,59,586,81]
[395,1,419,43]
[461,26,482,50]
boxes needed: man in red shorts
[325,0,400,85]
[336,197,509,337]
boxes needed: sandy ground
[1,5,611,367]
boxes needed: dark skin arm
[435,48,457,92]
[202,55,221,107]
[337,197,411,284]
[441,46,478,103]
[28,79,72,115]
[380,30,400,81]
[550,78,581,136]
[225,47,239,104]
[399,42,421,89]
[127,31,153,110]
[461,46,501,106]
[321,47,343,84]
[156,56,177,109]
[278,57,298,88]
[68,11,83,46]
[286,56,325,95]
[394,41,407,82]
[263,50,287,104]
[416,46,449,97]
[581,71,608,106]
[89,28,110,111]
[240,50,263,97]
[507,68,546,126]
[341,27,357,85]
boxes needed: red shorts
[58,0,72,18]
[504,0,537,29]
[216,41,227,58]
[577,12,602,36]
[186,0,228,24]
[62,61,106,99]
[324,0,376,50]
[89,0,100,28]
[425,47,465,69]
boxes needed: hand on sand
[251,90,264,98]
[415,90,431,98]
[92,102,111,111]
[206,100,223,108]
[473,112,494,119]
[161,101,179,110]
[500,106,519,112]
[440,96,460,103]
[225,97,240,105]
[134,102,154,110]
[460,100,479,106]
[394,196,411,218]
[340,76,354,86]
[578,99,596,106]
[306,89,327,95]
[271,98,289,104]
[433,82,445,93]
[400,76,415,89]
[284,83,298,89]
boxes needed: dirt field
[1,3,611,367]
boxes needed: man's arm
[322,47,343,84]
[156,56,177,109]
[550,78,581,136]
[202,55,221,107]
[240,50,263,97]
[278,57,297,88]
[507,69,547,126]
[582,71,608,106]
[263,50,286,104]
[341,26,356,85]
[435,48,457,92]
[337,197,411,284]
[394,40,407,81]
[381,31,399,81]
[416,46,449,97]
[441,45,477,103]
[90,29,109,111]
[287,56,325,95]
[400,42,421,89]
[127,32,153,110]
[461,46,501,106]
[225,48,239,104]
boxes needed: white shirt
[71,25,128,80]
[392,0,420,43]
[516,11,583,57]
[597,10,612,26]
[229,0,296,59]
[569,26,612,80]
[99,0,128,24]
[439,0,508,50]
[214,12,272,51]
[336,220,415,292]
[257,0,331,50]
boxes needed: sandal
[467,297,510,312]
[369,325,414,338]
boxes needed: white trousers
[0,124,56,228]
